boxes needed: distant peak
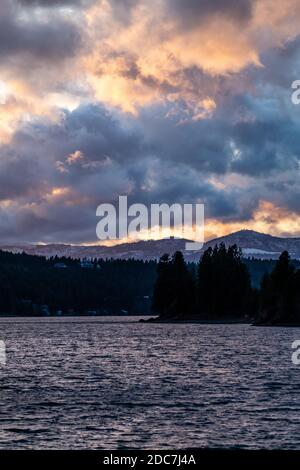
[225,229,271,238]
[231,229,262,235]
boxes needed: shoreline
[253,322,300,327]
[142,316,300,327]
[141,316,252,324]
[1,314,300,327]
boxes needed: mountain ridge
[1,230,300,261]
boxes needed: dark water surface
[1,317,300,449]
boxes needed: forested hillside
[0,248,299,318]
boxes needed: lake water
[0,317,300,449]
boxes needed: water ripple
[0,317,300,449]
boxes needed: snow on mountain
[1,230,300,261]
[202,230,300,260]
[242,248,281,256]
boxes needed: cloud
[83,0,300,116]
[0,0,87,138]
[0,1,82,62]
[107,0,139,23]
[166,0,253,28]
[0,92,299,243]
[18,0,90,7]
[0,1,300,242]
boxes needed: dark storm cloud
[17,0,89,6]
[0,21,81,61]
[137,86,300,179]
[0,0,82,62]
[1,34,300,243]
[0,104,144,242]
[0,0,299,243]
[0,131,55,201]
[166,0,253,28]
[0,104,145,202]
[105,0,254,29]
[52,104,145,166]
[0,103,255,243]
[250,35,300,91]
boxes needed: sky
[0,0,300,244]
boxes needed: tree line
[0,250,156,315]
[152,244,300,324]
[0,246,299,322]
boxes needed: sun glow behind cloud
[0,0,299,243]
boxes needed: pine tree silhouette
[259,251,300,324]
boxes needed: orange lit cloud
[0,1,300,244]
[205,201,300,241]
[96,201,300,247]
[81,0,300,116]
[2,0,300,127]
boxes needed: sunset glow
[0,0,300,244]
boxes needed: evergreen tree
[259,251,300,323]
[152,251,195,317]
[152,254,173,316]
[197,244,252,318]
[197,247,213,315]
[171,251,195,316]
